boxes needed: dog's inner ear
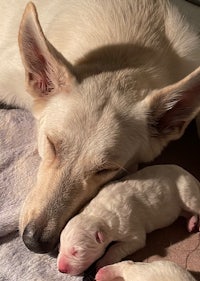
[18,3,75,98]
[146,67,200,140]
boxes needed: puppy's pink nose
[58,257,70,274]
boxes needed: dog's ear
[18,2,76,98]
[145,67,200,140]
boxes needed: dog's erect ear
[18,2,76,98]
[145,67,200,140]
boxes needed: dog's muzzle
[22,221,59,253]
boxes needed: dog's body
[0,1,200,252]
[95,260,196,281]
[57,165,200,275]
[1,0,200,109]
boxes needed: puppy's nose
[58,257,71,274]
[22,222,57,253]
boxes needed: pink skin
[58,253,81,275]
[95,267,123,281]
[58,249,93,275]
[57,231,105,275]
[58,247,78,275]
[95,267,112,281]
[58,257,71,274]
[187,215,199,232]
[181,211,200,233]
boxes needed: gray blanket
[0,109,83,281]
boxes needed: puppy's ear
[70,246,78,257]
[95,230,105,244]
[18,2,76,98]
[145,67,200,140]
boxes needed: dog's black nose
[22,222,57,253]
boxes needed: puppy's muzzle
[22,221,59,253]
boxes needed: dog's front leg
[96,235,146,270]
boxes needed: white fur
[1,0,200,253]
[0,0,199,109]
[58,165,200,275]
[95,260,196,281]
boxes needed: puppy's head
[18,3,200,253]
[57,215,109,275]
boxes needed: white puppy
[95,260,196,281]
[57,165,200,275]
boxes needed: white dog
[95,260,196,281]
[57,165,200,275]
[1,0,200,253]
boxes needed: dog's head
[57,215,109,275]
[18,3,200,253]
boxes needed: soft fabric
[0,109,83,281]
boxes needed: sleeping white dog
[57,165,200,275]
[95,260,196,281]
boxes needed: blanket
[0,109,83,281]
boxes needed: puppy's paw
[95,267,112,281]
[187,215,199,233]
[95,266,123,281]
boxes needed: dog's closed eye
[46,136,58,159]
[95,167,119,177]
[95,169,111,175]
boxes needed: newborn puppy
[95,260,196,281]
[57,165,200,275]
